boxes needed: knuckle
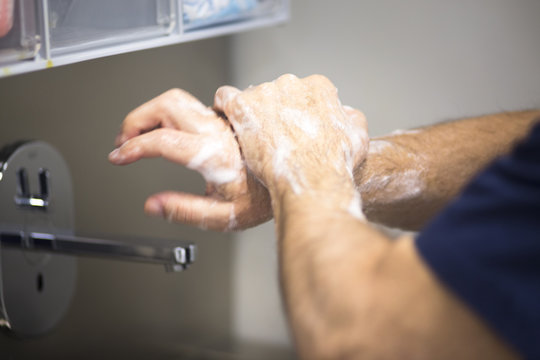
[275,74,300,88]
[120,137,136,151]
[120,137,142,156]
[307,73,329,82]
[160,88,192,113]
[277,73,298,82]
[164,88,185,100]
[163,198,181,222]
[149,128,171,145]
[156,97,177,117]
[307,74,336,91]
[256,81,274,94]
[163,198,201,227]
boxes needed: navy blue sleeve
[416,121,540,359]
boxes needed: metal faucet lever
[0,231,195,272]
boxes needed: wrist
[269,175,365,222]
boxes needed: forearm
[271,181,391,359]
[272,182,518,360]
[218,74,519,359]
[358,110,540,230]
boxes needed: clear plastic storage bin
[0,0,40,66]
[0,0,288,76]
[47,0,175,55]
[183,0,284,30]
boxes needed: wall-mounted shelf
[0,0,289,77]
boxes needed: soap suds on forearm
[363,138,426,203]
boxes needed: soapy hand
[214,74,368,202]
[109,88,271,231]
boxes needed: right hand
[109,88,272,231]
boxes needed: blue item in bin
[183,0,258,28]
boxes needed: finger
[109,128,202,166]
[116,90,180,147]
[116,89,219,147]
[145,191,238,231]
[214,85,241,115]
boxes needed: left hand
[109,88,272,231]
[214,74,369,199]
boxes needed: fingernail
[108,148,122,162]
[145,199,164,217]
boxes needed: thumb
[145,191,237,231]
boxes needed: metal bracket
[0,140,197,337]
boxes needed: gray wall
[0,39,238,359]
[1,0,540,358]
[230,0,540,350]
